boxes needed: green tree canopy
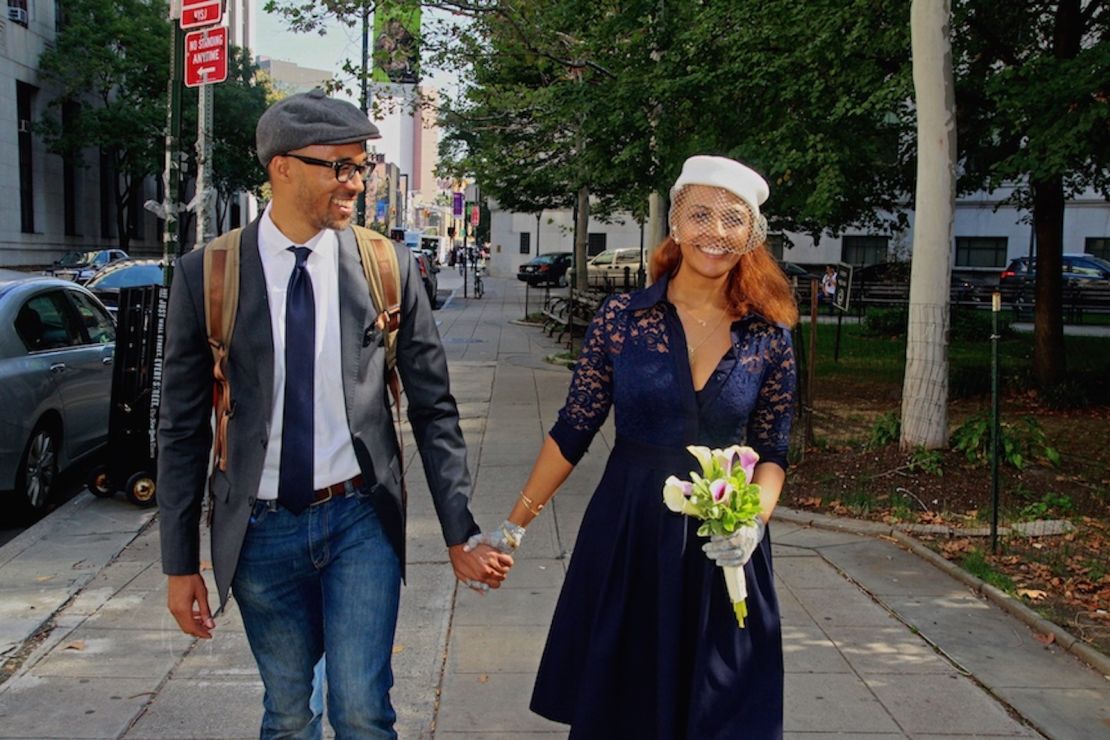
[37,0,170,249]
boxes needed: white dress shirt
[255,204,362,499]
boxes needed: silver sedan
[0,271,115,517]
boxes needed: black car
[47,249,129,283]
[854,261,992,303]
[84,260,167,316]
[518,252,573,287]
[998,254,1110,302]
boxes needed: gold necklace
[682,308,729,357]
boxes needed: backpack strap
[202,228,243,473]
[351,225,406,489]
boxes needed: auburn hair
[649,236,800,327]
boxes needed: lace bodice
[549,275,796,469]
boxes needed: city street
[0,271,1107,738]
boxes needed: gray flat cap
[256,88,380,167]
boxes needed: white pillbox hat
[670,155,770,222]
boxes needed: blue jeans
[232,489,402,739]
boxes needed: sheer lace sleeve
[746,327,796,470]
[549,295,627,464]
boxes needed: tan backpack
[201,225,404,477]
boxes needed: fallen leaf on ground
[63,640,86,651]
[1033,632,1056,646]
[477,674,489,684]
[1017,589,1047,602]
[392,644,405,654]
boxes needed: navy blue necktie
[277,246,315,514]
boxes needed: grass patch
[961,548,1016,593]
[795,321,1110,402]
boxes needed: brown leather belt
[311,474,365,506]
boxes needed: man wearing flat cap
[157,88,511,738]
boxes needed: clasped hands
[450,521,522,594]
[454,520,526,593]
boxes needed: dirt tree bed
[782,389,1110,655]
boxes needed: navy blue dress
[530,275,797,739]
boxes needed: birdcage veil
[668,155,770,256]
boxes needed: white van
[587,248,645,288]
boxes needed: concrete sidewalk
[0,272,1106,739]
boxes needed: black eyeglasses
[282,153,373,183]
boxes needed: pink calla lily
[710,479,732,504]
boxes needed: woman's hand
[702,518,766,567]
[464,520,526,554]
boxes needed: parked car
[0,273,116,516]
[412,250,440,308]
[518,252,574,287]
[84,260,167,317]
[853,261,992,303]
[587,247,645,288]
[998,254,1110,302]
[47,249,129,283]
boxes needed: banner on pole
[372,0,421,84]
[452,192,463,217]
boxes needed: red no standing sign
[184,26,228,88]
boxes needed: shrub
[949,309,1012,342]
[908,446,943,476]
[950,414,1061,469]
[862,307,909,337]
[868,412,901,448]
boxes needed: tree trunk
[574,184,589,292]
[1031,175,1067,387]
[901,0,956,450]
[1029,0,1080,388]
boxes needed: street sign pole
[194,81,215,250]
[163,18,185,277]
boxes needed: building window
[230,198,241,229]
[955,236,1008,268]
[128,178,142,240]
[587,232,607,257]
[99,148,114,239]
[841,235,889,265]
[519,232,530,254]
[16,81,35,233]
[62,100,79,236]
[1085,237,1110,261]
[766,234,785,260]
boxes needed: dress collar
[626,271,770,326]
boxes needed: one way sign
[184,26,228,88]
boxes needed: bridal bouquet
[663,445,763,627]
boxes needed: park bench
[542,290,606,346]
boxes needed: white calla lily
[686,445,714,477]
[663,476,699,515]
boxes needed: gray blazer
[157,219,478,607]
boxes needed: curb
[775,507,1110,679]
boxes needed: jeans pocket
[248,500,273,527]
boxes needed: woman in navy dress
[470,156,798,739]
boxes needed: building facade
[486,187,1110,281]
[0,0,259,267]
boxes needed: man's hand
[449,543,513,593]
[167,573,215,639]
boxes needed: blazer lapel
[236,221,274,423]
[337,228,374,417]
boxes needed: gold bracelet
[519,491,544,517]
